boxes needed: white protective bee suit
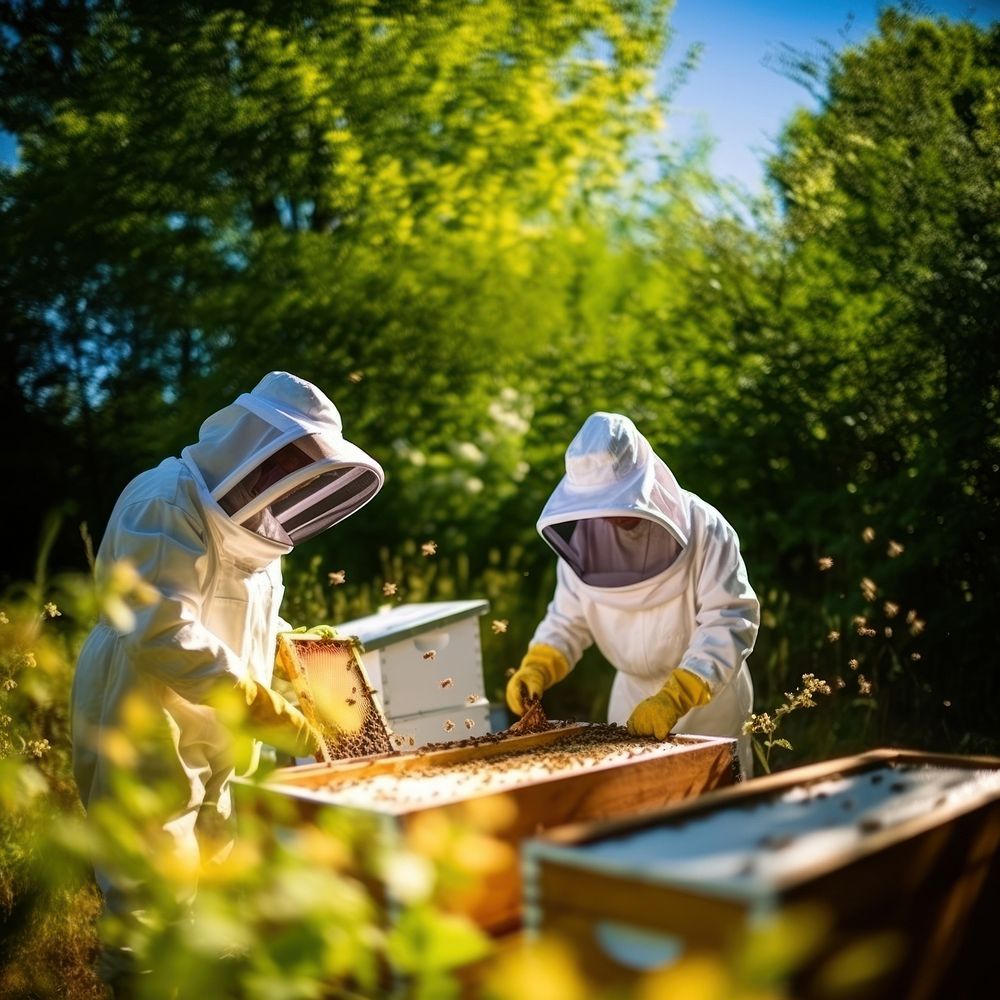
[71,371,383,924]
[530,412,759,775]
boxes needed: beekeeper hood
[537,412,692,588]
[182,371,384,546]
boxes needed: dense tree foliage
[2,1,998,757]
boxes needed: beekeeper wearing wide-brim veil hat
[506,411,759,776]
[71,371,384,993]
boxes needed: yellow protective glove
[505,644,571,716]
[285,624,340,639]
[234,677,320,759]
[626,668,712,740]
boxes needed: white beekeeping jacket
[531,412,759,763]
[71,372,383,906]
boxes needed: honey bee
[464,719,475,730]
[438,676,453,687]
[443,720,455,732]
[423,650,437,661]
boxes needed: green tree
[1,0,673,578]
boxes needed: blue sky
[664,0,999,192]
[1,1,996,184]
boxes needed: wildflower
[887,540,904,558]
[439,677,453,688]
[464,719,475,730]
[827,630,840,643]
[422,650,436,661]
[491,619,509,635]
[383,582,398,597]
[421,540,437,557]
[818,556,834,571]
[884,601,900,618]
[861,577,878,602]
[27,738,50,757]
[848,658,860,671]
[443,720,455,733]
[858,675,872,695]
[328,570,346,586]
[348,371,364,383]
[43,602,61,618]
[862,527,876,543]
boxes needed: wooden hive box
[523,748,1000,999]
[242,725,739,933]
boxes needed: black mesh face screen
[271,468,381,543]
[541,520,582,575]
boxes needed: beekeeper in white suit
[71,371,383,992]
[506,412,759,775]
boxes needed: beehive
[333,600,491,747]
[524,748,1000,999]
[246,725,739,932]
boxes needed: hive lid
[334,600,489,651]
[275,631,394,762]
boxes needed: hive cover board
[275,631,393,761]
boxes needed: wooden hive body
[524,748,1000,999]
[241,725,739,932]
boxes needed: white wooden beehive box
[334,600,491,748]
